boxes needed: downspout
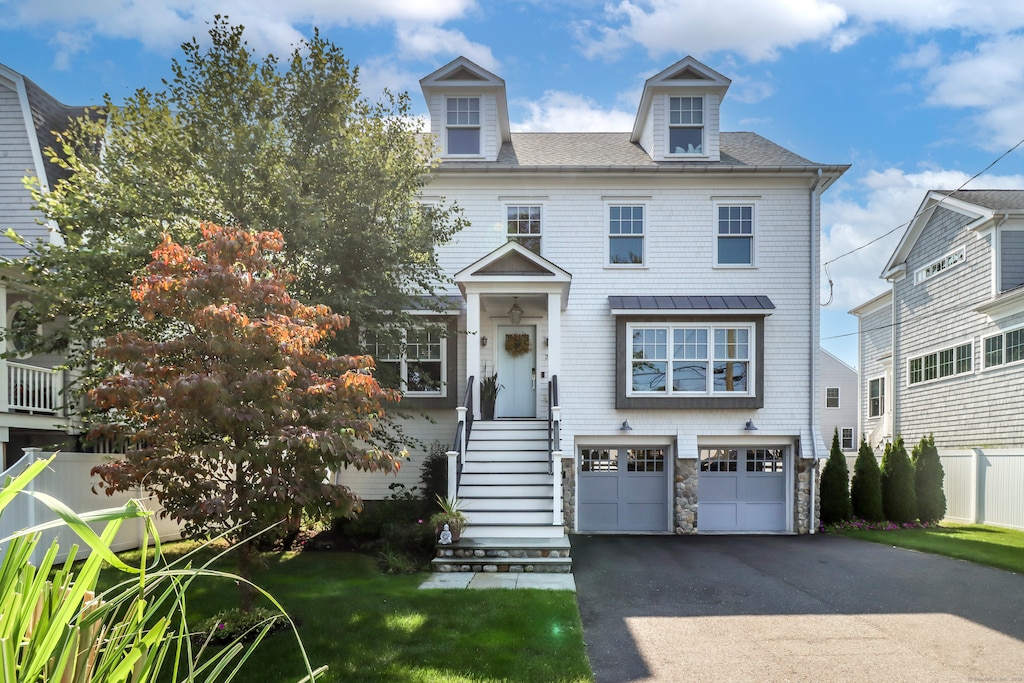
[809,167,823,534]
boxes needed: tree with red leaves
[89,223,400,609]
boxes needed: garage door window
[627,448,665,472]
[746,448,784,473]
[700,448,738,472]
[581,448,618,471]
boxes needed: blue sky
[3,0,1024,368]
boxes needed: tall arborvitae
[913,434,947,524]
[851,438,884,521]
[819,428,853,524]
[880,435,917,523]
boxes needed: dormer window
[668,96,703,155]
[446,97,480,155]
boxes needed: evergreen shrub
[850,438,884,521]
[819,429,853,524]
[880,435,917,523]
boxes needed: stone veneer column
[793,458,820,534]
[561,458,575,532]
[673,458,699,534]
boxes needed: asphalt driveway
[572,533,1024,682]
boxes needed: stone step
[432,536,572,573]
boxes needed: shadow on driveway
[572,533,1024,682]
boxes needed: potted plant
[480,371,501,420]
[429,494,468,543]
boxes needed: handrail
[447,376,475,499]
[547,375,559,474]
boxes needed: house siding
[0,78,48,259]
[819,349,857,450]
[892,205,1024,447]
[1000,228,1024,292]
[856,297,892,445]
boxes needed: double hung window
[717,204,754,266]
[608,205,644,265]
[825,387,840,408]
[668,96,703,155]
[369,326,446,397]
[446,97,480,155]
[507,205,541,254]
[868,377,885,418]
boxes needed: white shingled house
[337,55,848,553]
[0,64,81,468]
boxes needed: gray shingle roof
[440,131,826,170]
[943,190,1024,212]
[23,77,90,189]
[608,295,775,311]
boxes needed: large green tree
[89,224,401,609]
[15,17,463,399]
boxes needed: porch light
[620,420,633,431]
[744,419,758,431]
[508,297,524,325]
[481,336,488,347]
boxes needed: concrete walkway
[419,571,576,591]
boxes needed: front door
[495,325,536,418]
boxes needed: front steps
[431,536,572,574]
[458,419,564,540]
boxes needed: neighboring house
[851,190,1024,449]
[0,64,81,467]
[819,347,857,451]
[339,56,848,537]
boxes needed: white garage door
[578,447,670,532]
[698,447,787,532]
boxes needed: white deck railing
[7,361,61,413]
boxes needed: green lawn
[97,543,593,683]
[837,522,1024,573]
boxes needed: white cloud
[915,34,1024,150]
[3,0,477,65]
[578,0,848,62]
[512,91,635,132]
[394,25,500,73]
[821,167,1024,313]
[835,0,1024,34]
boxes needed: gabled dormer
[420,57,511,162]
[631,56,731,162]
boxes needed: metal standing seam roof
[437,131,834,170]
[608,295,775,311]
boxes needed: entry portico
[455,241,571,421]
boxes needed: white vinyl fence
[845,447,1024,531]
[0,448,184,566]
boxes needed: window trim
[868,376,885,418]
[914,245,966,285]
[505,203,543,255]
[841,428,854,451]
[666,95,705,157]
[616,314,765,409]
[444,95,482,157]
[983,324,1024,370]
[825,387,840,409]
[605,202,647,268]
[713,200,757,268]
[907,340,974,386]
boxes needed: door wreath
[504,333,531,357]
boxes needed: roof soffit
[632,56,732,141]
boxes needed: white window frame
[983,325,1024,370]
[505,203,543,254]
[841,428,855,451]
[914,245,966,285]
[444,96,481,157]
[825,387,840,409]
[606,203,647,267]
[626,322,755,398]
[907,340,973,386]
[868,376,885,418]
[368,325,447,398]
[713,200,756,268]
[666,95,705,157]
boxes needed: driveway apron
[572,534,1024,683]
